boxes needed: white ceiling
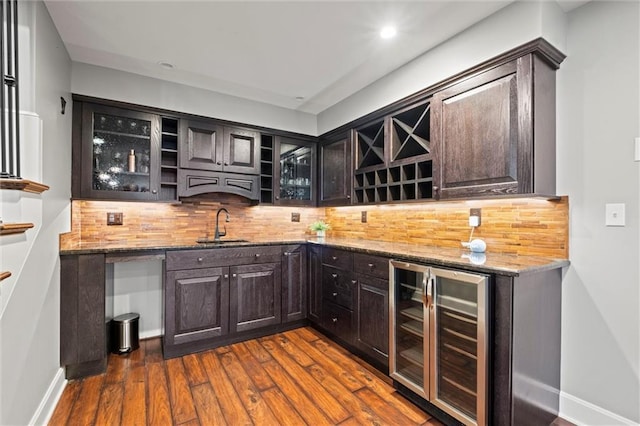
[44,1,579,115]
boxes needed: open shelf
[160,117,179,201]
[260,135,274,203]
[0,178,50,193]
[0,222,35,235]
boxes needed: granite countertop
[60,236,569,276]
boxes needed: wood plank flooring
[49,327,442,426]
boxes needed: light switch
[605,203,625,227]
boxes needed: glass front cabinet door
[273,136,316,206]
[77,103,161,200]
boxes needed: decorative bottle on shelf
[128,150,136,173]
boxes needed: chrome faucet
[214,207,230,242]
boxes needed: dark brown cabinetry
[60,254,107,379]
[431,54,557,199]
[319,248,356,345]
[354,252,389,369]
[282,245,307,323]
[164,246,282,357]
[273,137,316,206]
[73,102,163,201]
[308,245,323,323]
[178,119,261,200]
[319,133,352,206]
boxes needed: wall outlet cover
[605,203,625,226]
[107,212,123,225]
[361,211,367,223]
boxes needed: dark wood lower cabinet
[230,262,281,333]
[356,275,389,368]
[282,245,307,323]
[60,254,108,379]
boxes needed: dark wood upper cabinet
[74,102,162,201]
[273,136,316,206]
[180,119,259,175]
[319,133,352,206]
[431,54,557,199]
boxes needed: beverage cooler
[389,260,489,426]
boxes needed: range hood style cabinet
[320,39,564,206]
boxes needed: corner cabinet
[319,132,353,206]
[431,54,558,199]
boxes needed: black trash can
[111,313,140,354]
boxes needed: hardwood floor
[49,327,442,426]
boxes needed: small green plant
[309,220,330,232]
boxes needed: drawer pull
[368,263,375,268]
[232,273,237,278]
[331,273,338,279]
[332,317,338,323]
[351,280,357,284]
[197,257,204,262]
[332,292,338,297]
[331,256,337,261]
[283,252,290,256]
[255,253,261,258]
[224,274,229,278]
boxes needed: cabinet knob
[331,256,337,261]
[275,196,280,200]
[331,273,338,279]
[255,253,261,258]
[224,162,229,166]
[216,161,222,165]
[232,273,237,278]
[332,292,338,297]
[346,195,351,199]
[433,185,439,192]
[197,257,203,262]
[151,189,157,194]
[351,280,357,284]
[368,263,375,269]
[283,252,290,256]
[332,317,338,323]
[224,274,229,278]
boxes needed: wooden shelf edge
[0,222,35,235]
[0,178,50,193]
[0,271,11,282]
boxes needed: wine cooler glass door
[389,261,430,398]
[429,268,488,426]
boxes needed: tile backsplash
[61,196,568,258]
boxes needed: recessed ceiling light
[158,61,174,70]
[380,26,397,40]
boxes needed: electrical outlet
[291,212,300,222]
[361,211,367,223]
[107,212,123,225]
[469,208,481,227]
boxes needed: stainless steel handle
[425,275,434,307]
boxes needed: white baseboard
[140,328,163,340]
[560,391,638,425]
[30,368,66,426]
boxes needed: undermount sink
[196,238,250,244]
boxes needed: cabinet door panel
[357,276,389,365]
[223,127,260,174]
[230,262,282,332]
[180,119,224,171]
[432,58,531,199]
[166,267,229,345]
[282,245,307,323]
[320,135,352,206]
[309,245,323,324]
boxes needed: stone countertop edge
[59,237,569,277]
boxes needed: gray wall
[556,1,639,423]
[0,2,72,425]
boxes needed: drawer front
[166,246,281,270]
[322,301,354,344]
[322,247,353,270]
[322,265,355,309]
[353,253,389,280]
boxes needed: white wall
[71,62,318,136]
[0,1,72,425]
[317,1,566,134]
[556,1,640,424]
